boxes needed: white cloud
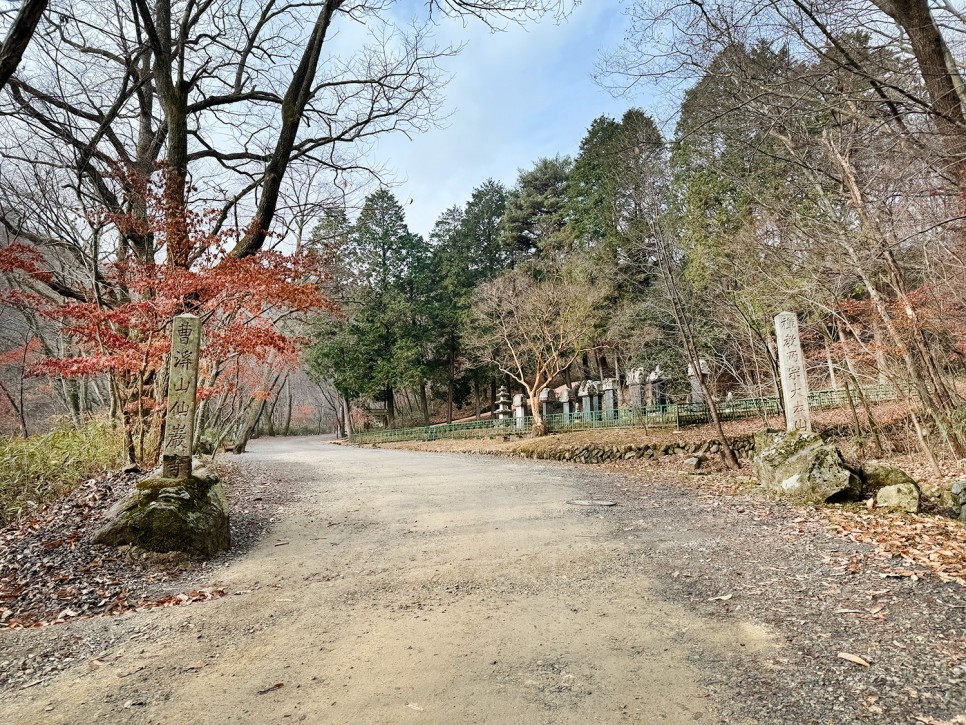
[364,3,660,237]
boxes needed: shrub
[0,419,125,524]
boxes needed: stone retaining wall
[441,434,757,464]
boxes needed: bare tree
[0,0,572,448]
[467,263,608,436]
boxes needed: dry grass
[0,419,125,524]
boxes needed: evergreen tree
[307,190,431,426]
[501,156,573,258]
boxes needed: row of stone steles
[507,379,623,425]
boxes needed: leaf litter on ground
[0,469,224,628]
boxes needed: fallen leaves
[827,511,966,587]
[0,471,226,629]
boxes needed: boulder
[94,464,230,558]
[751,430,861,504]
[875,483,921,513]
[863,462,918,490]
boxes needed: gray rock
[93,468,230,558]
[751,430,861,504]
[863,462,918,490]
[682,455,705,474]
[875,483,921,513]
[940,479,966,519]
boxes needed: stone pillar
[578,380,600,422]
[602,378,618,420]
[495,385,512,422]
[161,314,201,479]
[512,393,527,431]
[775,311,812,433]
[559,387,572,422]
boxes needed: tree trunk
[233,397,268,454]
[872,0,966,195]
[385,385,395,428]
[824,338,839,389]
[447,332,456,424]
[842,376,864,444]
[283,380,293,436]
[871,317,889,385]
[342,397,353,436]
[0,379,28,437]
[655,225,739,469]
[231,1,343,258]
[529,390,548,437]
[418,382,430,425]
[0,0,47,91]
[233,371,282,453]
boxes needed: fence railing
[347,384,898,445]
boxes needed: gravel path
[1,436,964,724]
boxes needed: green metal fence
[348,384,898,445]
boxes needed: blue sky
[367,3,662,237]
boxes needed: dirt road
[0,436,779,724]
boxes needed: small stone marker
[774,311,812,433]
[162,314,201,478]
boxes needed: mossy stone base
[94,467,229,558]
[751,430,861,504]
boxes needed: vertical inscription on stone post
[774,311,812,433]
[162,314,201,478]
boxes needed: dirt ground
[1,436,964,724]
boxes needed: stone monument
[559,386,574,422]
[687,360,710,403]
[539,387,559,419]
[512,393,527,431]
[93,313,230,557]
[774,311,812,433]
[162,314,201,478]
[602,378,619,420]
[578,380,601,422]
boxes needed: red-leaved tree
[1,174,335,463]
